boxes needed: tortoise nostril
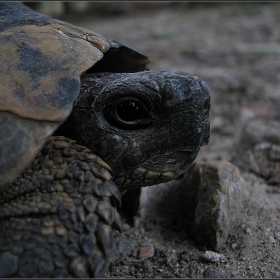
[204,100,210,112]
[200,121,210,146]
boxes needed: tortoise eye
[104,98,152,130]
[117,100,142,122]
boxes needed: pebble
[270,236,277,244]
[245,227,252,235]
[202,251,226,263]
[190,161,248,251]
[139,245,154,260]
[140,160,248,252]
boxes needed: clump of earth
[44,2,280,278]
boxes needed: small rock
[189,161,248,251]
[139,245,154,260]
[270,236,277,244]
[202,251,226,263]
[140,160,247,252]
[244,227,252,235]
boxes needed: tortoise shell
[0,2,150,188]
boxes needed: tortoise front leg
[0,136,122,278]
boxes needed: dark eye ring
[104,98,152,129]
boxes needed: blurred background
[20,2,279,71]
[21,2,280,160]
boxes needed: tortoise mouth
[142,149,199,173]
[114,149,199,191]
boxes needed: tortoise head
[58,70,210,192]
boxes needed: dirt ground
[58,3,280,278]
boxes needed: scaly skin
[0,137,122,278]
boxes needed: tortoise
[0,2,211,278]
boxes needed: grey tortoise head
[56,69,211,192]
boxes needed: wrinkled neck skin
[57,70,211,193]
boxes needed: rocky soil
[56,2,280,278]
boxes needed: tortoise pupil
[117,101,141,121]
